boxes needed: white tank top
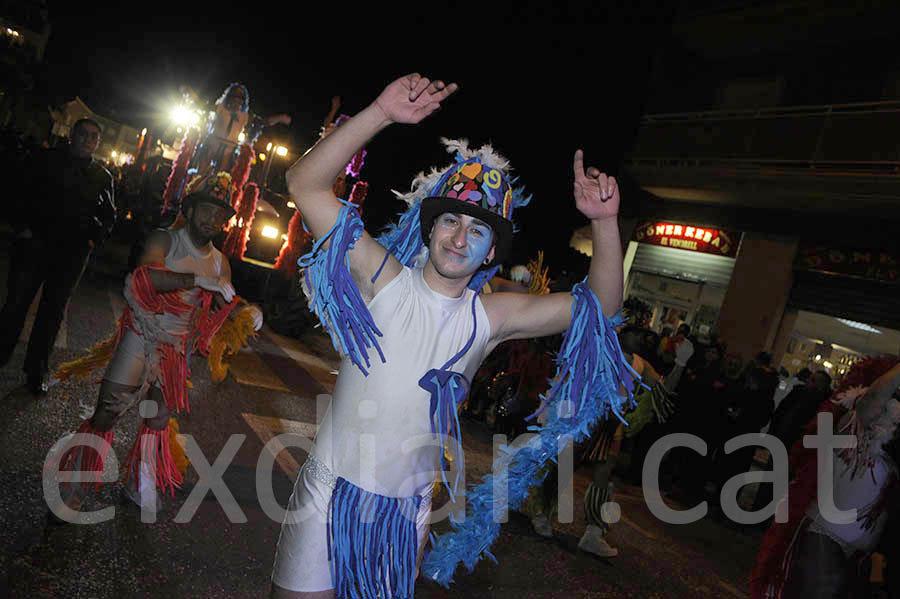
[312,266,491,498]
[158,227,228,336]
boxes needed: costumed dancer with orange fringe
[45,172,264,520]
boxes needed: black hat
[418,157,517,267]
[181,172,236,217]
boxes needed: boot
[578,524,618,557]
[123,460,162,513]
[531,514,554,538]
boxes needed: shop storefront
[622,220,742,340]
[775,243,900,380]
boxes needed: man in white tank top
[270,73,628,598]
[49,172,263,521]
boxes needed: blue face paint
[435,213,493,270]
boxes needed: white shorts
[271,456,433,593]
[104,329,147,387]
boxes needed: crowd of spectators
[465,317,837,518]
[624,326,834,511]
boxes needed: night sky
[45,7,671,274]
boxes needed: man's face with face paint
[428,212,496,280]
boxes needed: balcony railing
[626,101,900,174]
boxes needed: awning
[630,243,735,287]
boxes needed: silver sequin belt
[301,454,433,503]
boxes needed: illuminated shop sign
[796,245,900,283]
[632,221,740,258]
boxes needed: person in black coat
[768,370,833,454]
[0,118,116,394]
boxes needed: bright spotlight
[276,146,287,157]
[261,226,279,239]
[238,132,246,143]
[171,105,192,125]
[286,201,296,209]
[258,153,266,161]
[266,142,272,152]
[111,150,117,157]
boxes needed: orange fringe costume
[52,264,258,495]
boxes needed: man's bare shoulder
[145,229,174,254]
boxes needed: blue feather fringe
[467,265,499,293]
[421,282,641,587]
[327,477,422,599]
[375,199,425,269]
[419,368,468,496]
[298,201,385,375]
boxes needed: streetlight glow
[276,146,287,157]
[258,153,266,161]
[266,142,272,152]
[238,132,246,143]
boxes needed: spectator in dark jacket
[768,370,833,454]
[0,118,116,394]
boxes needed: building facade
[601,2,900,379]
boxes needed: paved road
[0,235,762,598]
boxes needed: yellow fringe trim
[168,417,190,473]
[527,251,551,295]
[207,305,259,382]
[53,322,121,384]
[54,304,258,389]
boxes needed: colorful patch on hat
[429,158,512,219]
[186,171,234,204]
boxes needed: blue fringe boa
[421,281,640,586]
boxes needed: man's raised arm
[483,150,624,344]
[286,73,458,299]
[856,361,900,427]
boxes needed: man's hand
[196,275,236,303]
[573,150,620,222]
[244,305,264,331]
[373,73,458,125]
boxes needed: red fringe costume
[229,144,255,213]
[53,264,239,495]
[222,183,259,260]
[161,128,200,215]
[273,209,310,279]
[750,356,900,599]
